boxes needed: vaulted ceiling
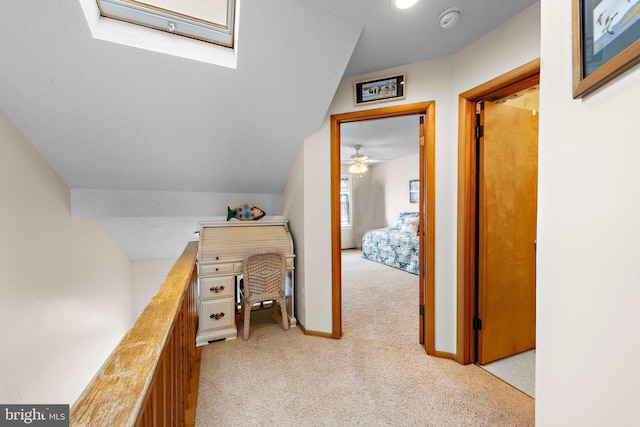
[1,0,538,260]
[0,0,537,195]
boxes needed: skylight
[96,0,235,47]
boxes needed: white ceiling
[340,116,422,165]
[0,0,537,260]
[299,0,538,78]
[0,0,537,195]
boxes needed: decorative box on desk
[196,217,296,346]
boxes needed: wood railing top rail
[70,241,199,426]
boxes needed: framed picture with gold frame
[572,0,640,98]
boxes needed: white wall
[452,3,542,91]
[131,259,176,318]
[294,54,452,336]
[0,108,133,404]
[371,153,420,227]
[350,165,381,246]
[290,2,541,349]
[71,189,283,261]
[283,143,306,327]
[298,125,334,333]
[536,1,640,425]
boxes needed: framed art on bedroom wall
[409,179,419,203]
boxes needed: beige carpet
[195,249,534,426]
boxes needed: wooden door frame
[456,59,540,365]
[331,101,436,356]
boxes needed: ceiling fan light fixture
[349,145,369,175]
[350,145,369,162]
[349,162,368,175]
[351,152,368,162]
[395,0,418,10]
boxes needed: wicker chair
[240,248,290,340]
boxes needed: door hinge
[419,135,425,146]
[473,317,483,331]
[475,125,484,139]
[419,304,425,316]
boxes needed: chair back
[242,248,286,301]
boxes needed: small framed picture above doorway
[354,74,405,105]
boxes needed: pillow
[400,216,419,233]
[391,212,419,229]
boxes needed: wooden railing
[71,241,200,426]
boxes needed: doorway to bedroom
[330,102,435,355]
[339,116,422,344]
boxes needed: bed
[361,212,420,275]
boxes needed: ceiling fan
[349,145,370,175]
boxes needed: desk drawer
[199,263,234,276]
[200,298,235,331]
[199,276,235,300]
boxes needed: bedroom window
[340,176,352,227]
[95,0,235,47]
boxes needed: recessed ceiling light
[396,0,418,10]
[438,7,462,29]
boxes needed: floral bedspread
[361,227,419,275]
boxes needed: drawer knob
[210,312,225,320]
[209,285,225,293]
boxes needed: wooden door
[418,115,425,344]
[477,101,538,365]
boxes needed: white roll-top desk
[196,217,295,346]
